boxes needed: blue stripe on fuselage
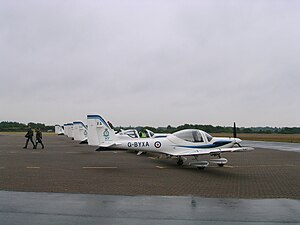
[174,140,232,149]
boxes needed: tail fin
[63,123,73,138]
[73,121,88,141]
[55,125,59,134]
[87,114,117,146]
[69,123,74,139]
[63,124,68,136]
[55,125,64,135]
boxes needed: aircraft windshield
[204,132,213,142]
[173,130,204,143]
[122,130,139,138]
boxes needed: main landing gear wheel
[197,167,206,170]
[177,158,184,166]
[218,164,224,167]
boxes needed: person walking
[23,126,36,149]
[35,128,44,149]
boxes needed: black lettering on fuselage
[127,142,150,148]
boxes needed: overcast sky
[0,0,299,127]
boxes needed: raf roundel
[103,129,109,137]
[154,141,161,148]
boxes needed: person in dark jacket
[35,128,44,149]
[23,126,36,149]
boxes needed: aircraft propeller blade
[233,122,237,138]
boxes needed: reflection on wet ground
[0,191,299,225]
[242,140,300,153]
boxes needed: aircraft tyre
[197,167,205,170]
[218,164,224,167]
[177,159,184,166]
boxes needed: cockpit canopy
[119,129,140,138]
[173,129,213,143]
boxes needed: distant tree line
[118,124,300,134]
[0,121,54,132]
[1,121,300,134]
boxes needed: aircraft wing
[166,146,254,156]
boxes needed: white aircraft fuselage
[88,114,253,169]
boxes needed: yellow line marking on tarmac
[82,167,118,169]
[156,166,165,169]
[26,167,40,169]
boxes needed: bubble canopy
[173,129,213,143]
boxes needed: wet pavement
[242,140,300,153]
[0,190,299,225]
[1,134,300,224]
[0,134,300,198]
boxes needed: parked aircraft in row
[57,114,253,169]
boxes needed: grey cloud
[0,0,299,127]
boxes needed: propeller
[233,122,237,138]
[233,122,242,147]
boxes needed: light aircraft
[73,121,88,144]
[88,114,254,169]
[54,125,64,135]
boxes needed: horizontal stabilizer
[96,146,115,151]
[96,142,123,151]
[79,139,88,144]
[99,142,121,148]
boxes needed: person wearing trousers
[35,128,44,149]
[23,126,36,149]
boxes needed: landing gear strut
[210,155,228,167]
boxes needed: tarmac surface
[0,133,299,198]
[0,133,300,224]
[242,140,300,153]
